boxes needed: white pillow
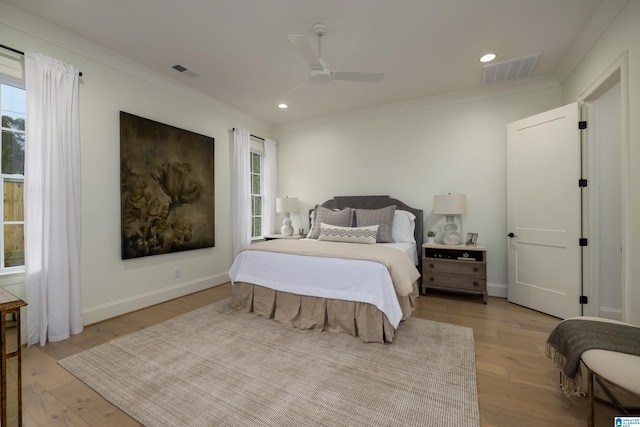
[392,210,416,243]
[317,223,379,244]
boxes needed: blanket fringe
[545,343,585,396]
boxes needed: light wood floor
[17,283,638,426]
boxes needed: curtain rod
[0,43,84,77]
[232,128,264,141]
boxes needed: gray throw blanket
[545,319,640,395]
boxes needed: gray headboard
[313,195,423,271]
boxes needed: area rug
[59,299,479,426]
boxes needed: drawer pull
[429,277,434,282]
[473,282,479,287]
[429,264,435,269]
[473,267,479,272]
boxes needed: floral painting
[120,112,214,259]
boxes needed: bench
[547,316,640,427]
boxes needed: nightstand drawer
[423,273,486,292]
[422,259,486,277]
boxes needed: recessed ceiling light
[480,53,496,63]
[278,103,288,109]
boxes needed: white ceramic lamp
[433,194,467,245]
[276,197,299,236]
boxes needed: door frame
[579,51,630,321]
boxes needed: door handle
[507,232,516,238]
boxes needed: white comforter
[228,240,418,327]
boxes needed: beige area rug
[59,299,479,427]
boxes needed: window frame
[0,76,26,274]
[249,137,265,240]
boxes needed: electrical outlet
[174,267,182,278]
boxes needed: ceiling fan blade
[287,34,323,69]
[279,79,310,100]
[331,71,384,83]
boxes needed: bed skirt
[230,281,419,343]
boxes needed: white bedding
[228,242,416,327]
[379,241,418,265]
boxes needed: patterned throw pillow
[307,206,353,239]
[355,205,397,243]
[318,223,379,244]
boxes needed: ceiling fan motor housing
[310,68,331,83]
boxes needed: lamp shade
[276,197,299,213]
[433,194,466,215]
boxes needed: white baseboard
[488,282,507,298]
[81,273,230,326]
[20,274,229,346]
[598,307,623,321]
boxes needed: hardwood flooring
[16,283,638,426]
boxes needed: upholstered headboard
[312,195,423,270]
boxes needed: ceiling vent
[481,53,540,85]
[171,64,199,77]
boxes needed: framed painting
[120,111,214,259]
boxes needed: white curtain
[232,128,251,257]
[263,138,277,235]
[24,53,83,346]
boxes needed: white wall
[561,0,640,324]
[0,3,274,332]
[275,82,562,297]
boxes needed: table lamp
[276,197,299,236]
[433,194,467,245]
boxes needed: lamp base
[442,217,460,245]
[281,213,293,236]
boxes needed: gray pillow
[307,206,353,239]
[355,205,397,243]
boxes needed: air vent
[171,64,199,77]
[481,53,540,85]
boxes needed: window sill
[0,268,25,279]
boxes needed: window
[250,140,264,239]
[0,80,25,271]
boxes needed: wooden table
[0,288,27,426]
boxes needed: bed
[229,195,423,343]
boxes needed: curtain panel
[232,128,251,257]
[24,53,83,346]
[232,130,278,256]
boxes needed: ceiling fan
[287,23,384,85]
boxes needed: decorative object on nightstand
[433,193,466,245]
[421,243,487,303]
[427,229,436,244]
[276,196,299,236]
[465,232,478,246]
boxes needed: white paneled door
[507,103,581,319]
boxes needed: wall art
[120,111,214,259]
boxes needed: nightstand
[421,243,487,303]
[264,234,304,241]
